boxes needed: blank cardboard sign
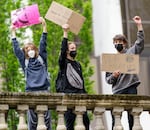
[45,1,86,35]
[101,53,139,74]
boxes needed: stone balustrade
[0,92,150,130]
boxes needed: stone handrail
[0,92,150,130]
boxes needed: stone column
[94,107,105,130]
[74,106,86,130]
[56,105,67,130]
[113,107,124,130]
[132,107,143,130]
[17,105,29,130]
[0,105,8,130]
[36,105,48,130]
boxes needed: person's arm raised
[10,25,16,39]
[39,17,47,33]
[133,16,143,31]
[62,24,69,38]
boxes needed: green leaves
[0,0,94,93]
[0,0,94,129]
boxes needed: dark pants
[27,109,51,130]
[112,111,133,130]
[112,86,137,130]
[64,109,90,130]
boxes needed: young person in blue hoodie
[105,16,144,130]
[11,17,51,130]
[56,24,90,130]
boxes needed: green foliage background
[0,0,94,129]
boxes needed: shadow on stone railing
[0,92,150,130]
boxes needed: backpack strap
[25,59,29,68]
[37,55,44,66]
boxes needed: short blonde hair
[68,41,75,45]
[67,41,76,48]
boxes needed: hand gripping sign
[101,53,139,74]
[11,4,40,28]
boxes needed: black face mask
[70,50,77,58]
[115,44,123,52]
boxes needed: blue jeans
[112,85,137,130]
[27,109,51,130]
[27,90,51,130]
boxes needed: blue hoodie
[12,33,50,92]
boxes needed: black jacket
[58,38,86,93]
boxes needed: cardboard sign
[45,1,86,34]
[101,53,139,74]
[11,4,40,28]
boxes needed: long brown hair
[22,43,39,59]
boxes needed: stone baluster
[132,107,143,130]
[36,105,48,130]
[74,106,86,130]
[56,105,67,130]
[113,107,124,130]
[0,105,8,130]
[17,105,29,130]
[94,107,105,130]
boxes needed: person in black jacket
[56,24,89,130]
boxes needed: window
[120,0,150,56]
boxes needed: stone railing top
[0,92,150,110]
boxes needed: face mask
[115,44,124,52]
[70,50,77,58]
[28,50,35,58]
